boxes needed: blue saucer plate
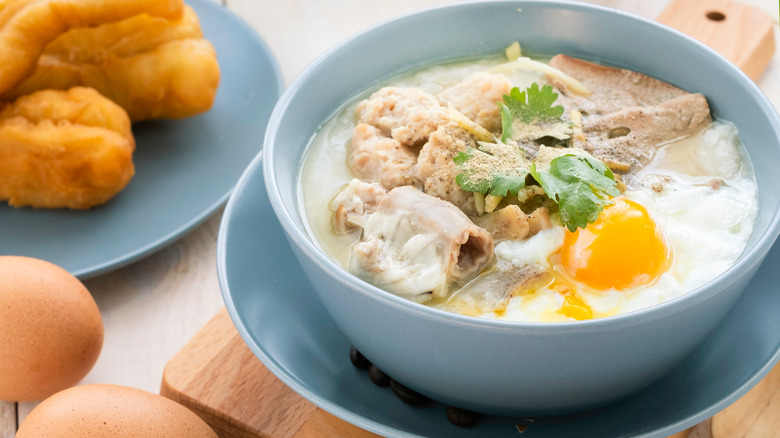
[0,0,283,279]
[218,153,780,437]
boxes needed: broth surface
[299,54,758,322]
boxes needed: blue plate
[219,153,780,438]
[0,0,283,279]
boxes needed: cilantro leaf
[499,83,572,143]
[453,142,529,197]
[530,154,621,231]
[453,150,471,166]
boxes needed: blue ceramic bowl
[260,1,780,416]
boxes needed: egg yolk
[561,197,670,291]
[561,293,593,320]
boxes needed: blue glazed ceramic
[258,1,780,416]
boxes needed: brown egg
[0,256,103,401]
[17,384,218,437]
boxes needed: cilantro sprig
[499,83,572,143]
[530,155,621,231]
[453,142,528,197]
[452,82,620,231]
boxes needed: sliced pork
[547,54,688,118]
[438,261,553,315]
[546,55,714,174]
[579,94,713,173]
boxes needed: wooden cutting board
[160,308,379,438]
[657,0,775,82]
[161,0,777,436]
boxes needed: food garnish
[505,41,522,61]
[488,58,592,96]
[530,154,621,231]
[453,141,528,197]
[454,82,619,230]
[499,83,572,143]
[446,106,495,142]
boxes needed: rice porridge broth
[298,55,758,323]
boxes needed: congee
[299,45,758,322]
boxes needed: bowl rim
[262,0,780,332]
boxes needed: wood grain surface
[711,363,780,437]
[657,0,775,81]
[161,309,380,438]
[668,362,780,438]
[0,402,14,438]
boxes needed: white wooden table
[1,0,778,436]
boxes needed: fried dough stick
[0,87,135,209]
[4,6,220,121]
[0,0,184,95]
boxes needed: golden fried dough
[4,6,220,121]
[0,87,135,209]
[0,0,184,96]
